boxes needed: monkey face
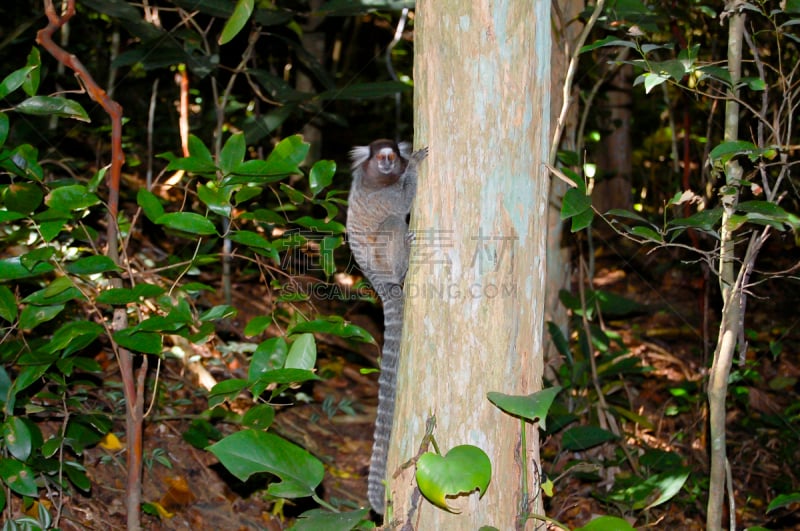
[374,147,400,174]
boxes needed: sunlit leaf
[208,430,324,497]
[416,445,491,512]
[219,0,254,45]
[155,212,217,235]
[487,387,562,429]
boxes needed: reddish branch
[37,2,143,529]
[36,0,125,261]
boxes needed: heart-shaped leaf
[416,445,491,512]
[487,386,561,429]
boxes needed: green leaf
[575,516,636,531]
[570,207,594,232]
[198,304,237,321]
[197,182,233,217]
[580,36,637,53]
[709,140,759,164]
[46,320,103,355]
[244,315,272,337]
[0,112,8,147]
[208,430,324,497]
[293,216,345,234]
[113,328,163,354]
[640,71,670,94]
[23,48,41,96]
[2,417,32,461]
[487,387,562,429]
[15,95,90,122]
[219,132,247,174]
[0,64,37,99]
[4,181,43,214]
[264,135,309,175]
[562,425,617,451]
[289,316,374,343]
[228,230,273,250]
[286,333,316,370]
[292,508,371,531]
[19,304,64,330]
[155,212,217,235]
[316,81,410,100]
[65,255,121,275]
[97,283,165,304]
[249,337,289,378]
[0,459,38,497]
[45,184,100,211]
[629,225,663,242]
[137,189,165,222]
[561,188,592,220]
[0,286,17,322]
[64,461,91,492]
[309,159,335,197]
[219,0,254,45]
[768,492,800,513]
[208,379,248,408]
[416,445,491,512]
[241,403,275,430]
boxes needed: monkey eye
[387,152,396,161]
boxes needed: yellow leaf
[99,432,123,451]
[150,501,175,519]
[541,477,555,497]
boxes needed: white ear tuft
[349,145,371,169]
[398,141,412,160]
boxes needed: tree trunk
[387,2,551,529]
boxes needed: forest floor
[50,230,800,530]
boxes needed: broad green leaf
[23,48,41,96]
[309,159,335,197]
[197,182,233,217]
[293,216,345,234]
[219,132,246,174]
[580,36,637,53]
[137,189,165,221]
[0,112,7,147]
[316,81,410,100]
[292,508,371,531]
[97,283,165,304]
[46,320,103,355]
[641,468,690,509]
[768,492,800,513]
[289,316,374,343]
[45,184,100,211]
[638,72,670,94]
[286,333,316,370]
[155,212,217,235]
[2,417,32,461]
[219,0,254,45]
[249,337,289,378]
[188,134,214,163]
[65,255,120,275]
[64,461,91,492]
[562,425,617,451]
[575,516,636,531]
[570,207,594,232]
[561,188,591,220]
[208,378,248,408]
[19,303,64,330]
[264,135,309,175]
[7,144,43,180]
[244,315,272,337]
[487,387,562,429]
[252,368,319,386]
[15,96,90,122]
[208,430,324,497]
[0,64,36,99]
[198,304,237,321]
[416,445,491,512]
[4,181,43,214]
[241,403,275,430]
[0,286,17,322]
[709,140,758,163]
[228,230,273,250]
[629,225,663,242]
[113,328,163,354]
[0,459,38,497]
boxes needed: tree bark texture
[387,2,551,529]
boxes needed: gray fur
[346,139,428,514]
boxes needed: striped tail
[367,283,405,514]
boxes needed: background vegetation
[0,0,798,530]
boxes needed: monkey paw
[411,146,429,163]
